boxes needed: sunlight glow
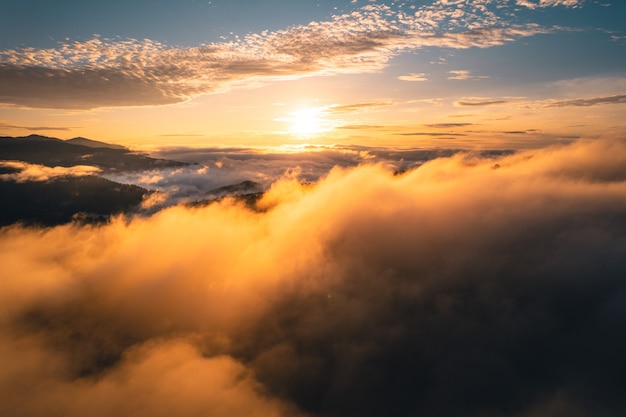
[288,107,328,138]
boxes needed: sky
[0,0,625,149]
[3,2,626,416]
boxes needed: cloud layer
[0,160,100,182]
[103,145,502,208]
[0,2,553,109]
[2,138,626,416]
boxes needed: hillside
[0,175,148,227]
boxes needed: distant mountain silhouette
[0,134,187,172]
[66,137,128,150]
[0,135,273,227]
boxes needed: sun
[288,107,326,138]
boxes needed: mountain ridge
[0,134,187,172]
[66,137,128,150]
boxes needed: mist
[104,145,508,208]
[2,138,626,417]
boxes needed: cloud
[423,122,474,128]
[0,3,553,109]
[0,122,74,132]
[454,98,517,106]
[397,72,428,82]
[0,160,100,182]
[543,94,626,108]
[0,338,302,417]
[101,145,519,211]
[452,91,626,110]
[325,101,394,114]
[3,138,626,416]
[336,124,387,130]
[395,131,467,137]
[447,70,489,80]
[516,0,584,9]
[102,147,382,206]
[104,145,465,207]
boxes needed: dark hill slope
[0,175,147,227]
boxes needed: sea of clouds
[103,145,510,209]
[2,138,626,417]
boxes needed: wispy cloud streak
[543,94,626,107]
[0,122,74,132]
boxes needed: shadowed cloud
[544,94,626,108]
[0,122,75,132]
[325,102,394,114]
[424,123,475,128]
[396,131,468,136]
[454,98,516,106]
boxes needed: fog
[2,138,626,417]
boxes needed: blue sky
[0,0,624,148]
[0,0,363,47]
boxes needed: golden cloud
[2,138,626,416]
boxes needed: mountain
[0,134,187,172]
[66,137,128,150]
[0,175,148,227]
[0,134,187,227]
